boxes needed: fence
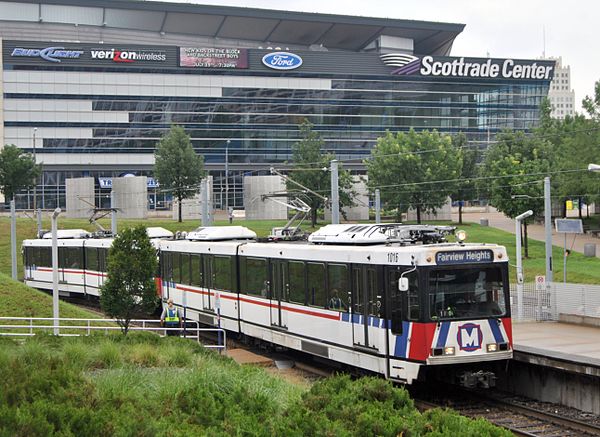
[0,317,227,352]
[511,282,600,323]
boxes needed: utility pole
[36,208,42,237]
[330,159,339,224]
[375,189,381,224]
[10,199,17,280]
[544,177,553,284]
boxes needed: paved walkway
[453,209,600,259]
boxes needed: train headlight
[444,347,455,356]
[456,230,467,242]
[486,343,498,352]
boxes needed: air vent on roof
[42,229,90,239]
[308,224,456,245]
[186,226,257,241]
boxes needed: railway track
[413,388,600,436]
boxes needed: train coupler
[458,370,497,389]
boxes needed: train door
[270,260,288,329]
[24,247,33,279]
[202,255,214,311]
[351,265,383,350]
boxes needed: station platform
[512,321,600,377]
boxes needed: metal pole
[544,177,553,284]
[515,210,533,321]
[10,199,17,280]
[51,208,61,335]
[225,140,230,212]
[110,190,117,235]
[32,128,37,212]
[201,179,209,226]
[375,189,381,224]
[36,208,42,238]
[330,159,339,224]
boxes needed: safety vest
[165,307,179,323]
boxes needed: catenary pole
[111,190,117,235]
[36,208,42,237]
[544,177,554,316]
[51,208,61,335]
[10,199,17,280]
[330,159,339,224]
[375,189,381,224]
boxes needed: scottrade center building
[0,0,555,209]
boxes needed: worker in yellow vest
[160,298,182,336]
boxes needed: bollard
[480,218,489,227]
[584,243,596,258]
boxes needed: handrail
[0,317,226,352]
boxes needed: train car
[159,224,512,386]
[22,227,173,298]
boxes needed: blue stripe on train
[393,321,411,358]
[436,321,451,348]
[488,319,504,343]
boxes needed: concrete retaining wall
[172,177,213,220]
[325,176,369,222]
[406,197,452,221]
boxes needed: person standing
[160,298,182,336]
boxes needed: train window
[181,253,191,285]
[98,248,108,272]
[327,264,349,309]
[428,267,506,320]
[213,255,232,291]
[190,254,202,287]
[243,257,268,297]
[161,252,173,281]
[307,262,326,308]
[389,270,419,334]
[39,247,52,268]
[86,247,98,272]
[59,247,82,269]
[172,252,182,283]
[288,261,306,304]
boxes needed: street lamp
[225,139,230,212]
[32,127,37,211]
[515,210,533,321]
[588,163,600,172]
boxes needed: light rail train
[23,224,512,386]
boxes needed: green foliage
[154,125,206,222]
[288,120,356,226]
[482,129,552,219]
[0,144,41,202]
[366,129,462,223]
[100,226,158,334]
[451,133,481,224]
[0,336,511,436]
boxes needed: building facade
[0,0,555,210]
[546,57,575,119]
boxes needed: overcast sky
[158,0,596,113]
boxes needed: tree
[450,133,480,225]
[365,129,462,224]
[154,125,206,222]
[0,144,40,203]
[482,130,552,257]
[100,226,159,334]
[288,120,355,226]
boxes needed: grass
[2,215,600,284]
[0,334,510,436]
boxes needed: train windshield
[428,266,507,320]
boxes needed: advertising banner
[179,47,248,69]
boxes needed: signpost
[555,219,583,284]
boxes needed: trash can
[480,218,489,227]
[584,243,596,257]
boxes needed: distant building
[546,57,575,119]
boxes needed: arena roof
[0,0,465,54]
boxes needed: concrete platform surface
[513,322,600,368]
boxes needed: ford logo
[262,52,302,70]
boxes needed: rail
[0,317,227,352]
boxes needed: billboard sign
[179,47,248,68]
[262,52,303,70]
[11,46,84,63]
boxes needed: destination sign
[435,250,494,265]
